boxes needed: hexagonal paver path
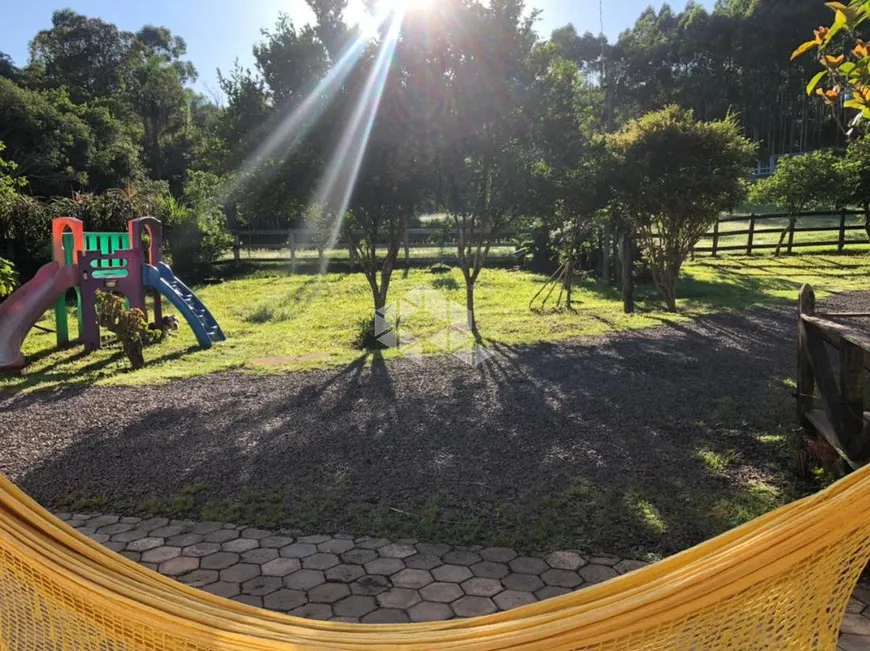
[55,511,870,646]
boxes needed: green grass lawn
[4,253,870,395]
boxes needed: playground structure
[0,216,224,372]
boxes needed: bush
[0,257,17,298]
[95,290,161,370]
[159,172,232,279]
[515,228,556,273]
[49,180,168,232]
[430,262,452,274]
[352,310,403,351]
[0,194,52,276]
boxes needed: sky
[0,0,712,101]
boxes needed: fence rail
[696,209,869,256]
[230,228,522,266]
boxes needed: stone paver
[203,581,240,599]
[409,602,454,622]
[420,582,464,603]
[141,546,181,564]
[502,572,544,592]
[291,603,333,620]
[432,564,473,583]
[309,583,351,604]
[284,569,326,591]
[220,563,260,584]
[326,564,366,584]
[377,588,421,610]
[452,596,497,617]
[178,569,218,587]
[471,561,509,579]
[182,542,221,558]
[281,543,318,558]
[264,589,307,611]
[58,511,870,647]
[541,569,582,588]
[494,590,537,610]
[545,551,585,571]
[127,537,164,552]
[334,595,377,618]
[262,558,302,577]
[242,576,283,596]
[200,552,240,570]
[362,609,410,623]
[222,538,259,553]
[303,553,340,570]
[242,548,279,564]
[579,564,619,585]
[365,558,406,576]
[392,569,433,589]
[158,556,199,577]
[204,529,239,544]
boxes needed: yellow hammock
[1,469,870,651]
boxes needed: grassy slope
[4,253,870,395]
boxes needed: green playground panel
[54,231,132,345]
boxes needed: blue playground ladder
[142,263,225,348]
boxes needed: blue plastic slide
[142,263,225,349]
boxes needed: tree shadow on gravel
[8,304,818,559]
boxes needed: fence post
[289,231,296,272]
[797,284,816,427]
[840,336,864,457]
[233,233,240,265]
[711,219,720,257]
[838,210,847,253]
[348,242,356,271]
[404,229,410,269]
[746,213,756,256]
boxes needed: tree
[750,151,842,253]
[0,142,24,293]
[608,106,755,311]
[0,79,142,197]
[433,0,538,334]
[528,49,609,309]
[838,136,870,239]
[792,0,870,136]
[28,10,136,103]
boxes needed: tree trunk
[775,216,796,256]
[621,230,634,314]
[863,202,870,243]
[465,279,477,334]
[563,252,574,310]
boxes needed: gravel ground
[2,293,867,556]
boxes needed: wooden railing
[229,228,522,266]
[696,210,868,256]
[797,284,870,470]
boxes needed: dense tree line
[1,0,838,315]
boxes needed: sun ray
[311,14,404,275]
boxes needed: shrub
[95,290,161,370]
[0,257,18,298]
[159,172,232,279]
[0,194,52,276]
[352,310,402,351]
[430,262,452,274]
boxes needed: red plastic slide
[0,262,78,372]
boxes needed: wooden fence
[797,284,870,471]
[695,210,869,256]
[230,228,521,266]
